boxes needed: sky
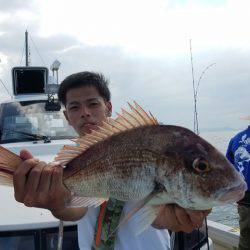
[0,0,249,131]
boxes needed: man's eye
[69,106,78,111]
[89,102,99,107]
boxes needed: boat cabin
[0,67,79,249]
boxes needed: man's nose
[80,105,91,117]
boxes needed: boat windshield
[0,100,77,143]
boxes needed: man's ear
[106,101,112,117]
[63,110,71,125]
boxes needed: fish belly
[64,164,156,201]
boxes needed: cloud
[0,0,249,131]
[53,44,249,130]
[0,0,35,12]
[1,35,249,130]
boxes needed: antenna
[189,39,216,135]
[25,30,30,66]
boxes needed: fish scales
[61,124,247,209]
[64,128,162,200]
[63,125,177,179]
[63,126,173,200]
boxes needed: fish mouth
[216,182,247,203]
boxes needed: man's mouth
[80,123,98,133]
[81,123,95,127]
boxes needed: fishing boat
[207,220,240,250]
[0,32,240,250]
[0,31,79,249]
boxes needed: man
[14,71,209,249]
[226,124,250,250]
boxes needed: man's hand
[13,149,75,216]
[152,204,211,233]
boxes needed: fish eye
[192,158,211,173]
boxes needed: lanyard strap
[92,199,125,250]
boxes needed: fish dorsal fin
[54,101,158,165]
[0,146,23,186]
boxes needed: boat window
[0,225,79,250]
[0,100,77,143]
[0,230,38,250]
[41,226,79,250]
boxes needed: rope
[19,41,25,66]
[57,220,64,250]
[29,35,47,67]
[205,217,210,250]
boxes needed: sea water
[200,129,241,228]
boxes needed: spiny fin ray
[67,196,108,208]
[54,102,158,165]
[0,146,23,186]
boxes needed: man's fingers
[37,166,53,193]
[24,161,46,195]
[13,158,71,211]
[50,166,64,189]
[174,206,194,232]
[13,159,39,202]
[50,166,71,205]
[186,209,211,227]
[152,204,210,233]
[203,209,212,217]
[20,149,34,160]
[189,212,204,227]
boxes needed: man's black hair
[58,71,111,106]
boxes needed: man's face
[63,85,112,136]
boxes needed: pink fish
[0,101,247,233]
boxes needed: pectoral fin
[107,190,162,240]
[117,193,156,229]
[132,205,162,235]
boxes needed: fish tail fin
[0,146,22,186]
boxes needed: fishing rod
[189,39,216,135]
